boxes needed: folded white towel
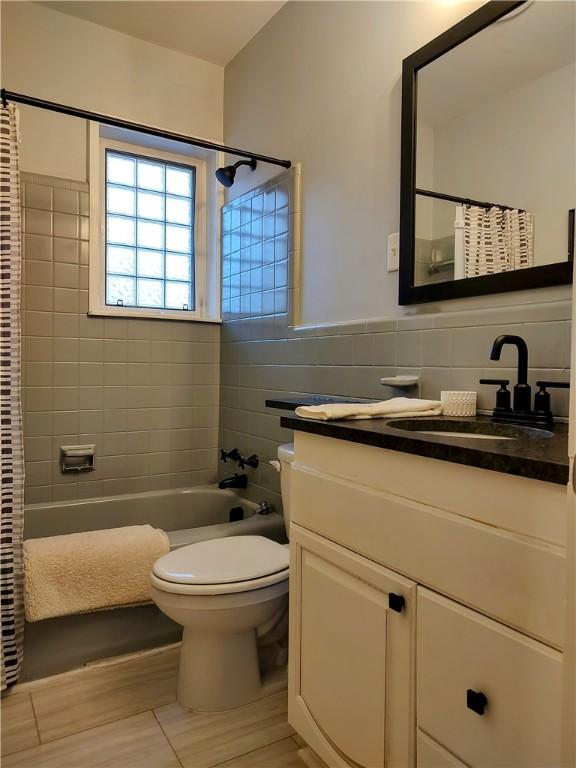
[24,525,169,622]
[294,397,443,421]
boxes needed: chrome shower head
[215,158,257,187]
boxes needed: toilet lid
[152,536,289,585]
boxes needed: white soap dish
[380,375,419,388]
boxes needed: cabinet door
[289,524,416,768]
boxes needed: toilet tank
[277,443,294,537]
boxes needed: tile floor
[1,644,304,768]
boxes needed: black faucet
[481,334,569,427]
[218,473,248,490]
[489,335,531,413]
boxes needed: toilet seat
[151,535,290,596]
[150,568,289,596]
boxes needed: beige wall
[1,1,224,180]
[224,0,571,325]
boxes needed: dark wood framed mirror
[399,0,575,305]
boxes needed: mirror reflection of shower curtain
[0,103,25,690]
[463,204,534,278]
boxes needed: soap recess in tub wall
[60,445,95,473]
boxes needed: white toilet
[150,443,294,712]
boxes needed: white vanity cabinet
[287,432,567,768]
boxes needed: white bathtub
[24,485,286,546]
[21,486,286,682]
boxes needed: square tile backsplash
[21,173,220,505]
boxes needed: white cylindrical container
[441,391,477,417]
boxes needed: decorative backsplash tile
[220,167,301,324]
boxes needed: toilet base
[177,626,287,712]
[150,566,289,713]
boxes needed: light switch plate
[387,232,400,272]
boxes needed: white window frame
[89,125,215,322]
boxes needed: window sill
[87,307,221,323]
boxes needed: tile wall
[22,173,220,505]
[219,177,571,509]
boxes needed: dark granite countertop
[269,399,569,485]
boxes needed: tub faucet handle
[220,448,241,464]
[239,454,259,470]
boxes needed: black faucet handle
[479,378,510,387]
[534,381,569,423]
[239,454,259,470]
[536,381,570,390]
[220,448,241,463]
[479,379,511,412]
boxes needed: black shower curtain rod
[416,187,521,212]
[0,89,292,169]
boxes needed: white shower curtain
[0,103,25,690]
[464,204,534,278]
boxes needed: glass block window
[105,150,195,311]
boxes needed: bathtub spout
[218,473,248,490]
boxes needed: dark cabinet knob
[467,688,488,715]
[388,593,405,613]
